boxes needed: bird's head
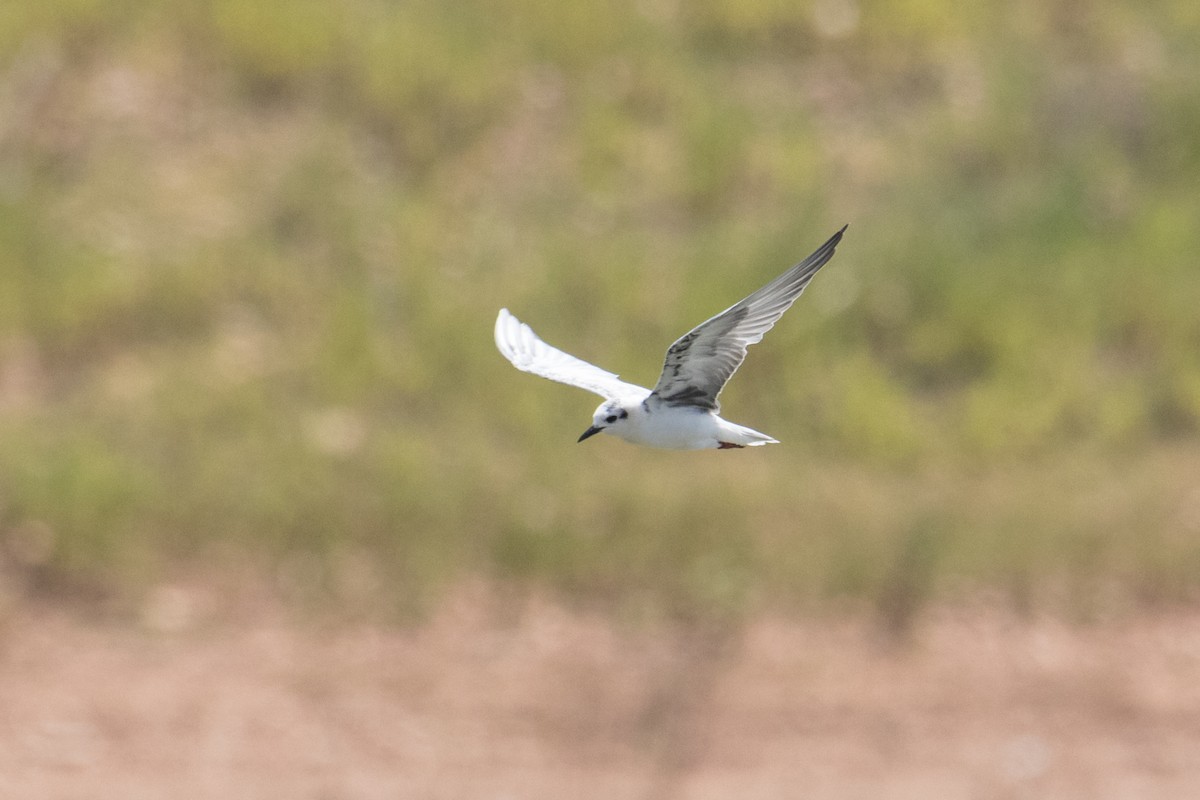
[578,400,631,443]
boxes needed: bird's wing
[648,225,846,411]
[495,308,649,400]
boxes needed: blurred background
[2,0,1198,619]
[2,0,1200,795]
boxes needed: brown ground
[2,583,1199,799]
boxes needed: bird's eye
[618,410,628,419]
[605,415,617,424]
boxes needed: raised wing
[649,225,846,411]
[495,308,649,400]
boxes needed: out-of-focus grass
[1,0,1199,621]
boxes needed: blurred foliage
[1,0,1199,620]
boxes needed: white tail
[717,419,779,447]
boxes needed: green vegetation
[1,0,1199,620]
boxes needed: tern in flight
[494,225,847,450]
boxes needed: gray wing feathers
[649,225,846,410]
[494,308,649,400]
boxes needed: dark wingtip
[813,224,848,261]
[824,224,849,254]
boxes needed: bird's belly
[618,408,719,450]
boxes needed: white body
[593,391,778,450]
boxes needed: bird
[494,225,847,450]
